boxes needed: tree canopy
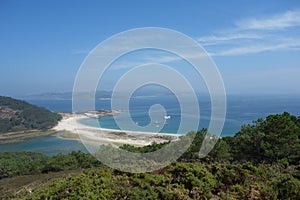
[233,112,300,165]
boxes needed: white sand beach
[53,112,182,146]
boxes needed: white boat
[164,115,171,119]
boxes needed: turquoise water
[0,135,87,156]
[1,95,300,155]
[80,95,300,137]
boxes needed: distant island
[19,88,177,100]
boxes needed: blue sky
[0,0,300,96]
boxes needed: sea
[0,94,300,155]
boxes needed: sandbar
[53,111,182,146]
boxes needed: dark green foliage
[0,118,14,132]
[120,130,207,163]
[0,151,100,179]
[176,129,233,163]
[208,138,233,163]
[43,151,101,173]
[233,112,300,165]
[17,161,300,200]
[0,96,62,133]
[179,130,205,161]
[0,152,48,179]
[273,174,300,199]
[121,141,170,153]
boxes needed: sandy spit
[53,112,182,146]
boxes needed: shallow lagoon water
[0,135,87,156]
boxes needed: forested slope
[0,96,62,133]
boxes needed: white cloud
[198,33,263,46]
[144,52,208,63]
[216,43,291,56]
[214,38,300,56]
[110,51,209,70]
[76,11,300,59]
[236,10,300,30]
[198,9,300,56]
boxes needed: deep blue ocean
[1,94,300,155]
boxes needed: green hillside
[0,96,62,133]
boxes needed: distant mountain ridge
[21,89,176,100]
[22,91,112,100]
[0,96,62,133]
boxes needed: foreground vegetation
[0,151,101,180]
[0,96,62,133]
[0,112,300,199]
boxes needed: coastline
[53,111,182,146]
